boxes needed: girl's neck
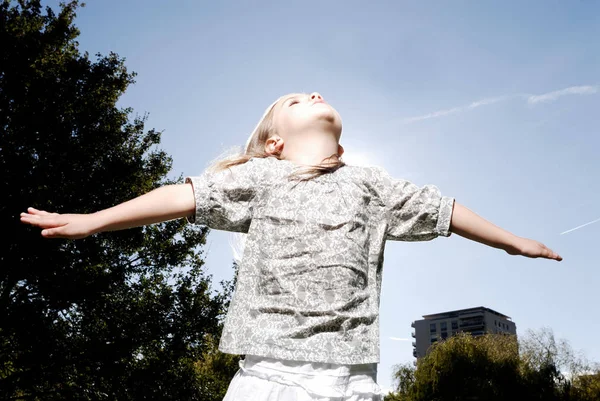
[281,134,340,167]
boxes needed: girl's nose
[310,92,323,101]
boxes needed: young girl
[20,92,562,401]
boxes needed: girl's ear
[337,144,345,157]
[265,135,284,156]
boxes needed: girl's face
[272,92,342,142]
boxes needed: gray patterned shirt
[186,157,454,364]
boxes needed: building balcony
[411,332,416,338]
[460,321,485,330]
[413,349,417,358]
[411,321,415,328]
[412,341,416,348]
[460,324,485,331]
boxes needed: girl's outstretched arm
[20,184,196,239]
[450,202,562,261]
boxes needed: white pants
[223,355,384,401]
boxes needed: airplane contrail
[560,217,600,235]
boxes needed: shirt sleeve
[185,159,264,233]
[376,168,455,241]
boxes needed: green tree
[384,363,416,401]
[0,1,239,399]
[386,333,524,401]
[519,328,600,401]
[418,333,520,401]
[387,329,600,401]
[571,372,600,401]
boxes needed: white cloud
[402,106,462,124]
[401,84,598,124]
[401,96,510,124]
[467,96,511,108]
[389,337,411,342]
[560,217,600,235]
[527,85,598,104]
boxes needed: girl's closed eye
[289,100,299,106]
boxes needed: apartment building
[411,306,517,359]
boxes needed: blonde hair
[211,94,344,181]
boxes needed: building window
[441,332,448,340]
[440,322,447,331]
[430,323,436,333]
[494,320,497,326]
[451,320,458,330]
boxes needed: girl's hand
[20,207,98,239]
[450,203,562,262]
[506,237,563,261]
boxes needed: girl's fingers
[20,214,67,229]
[549,249,562,261]
[43,226,79,239]
[543,245,562,261]
[20,214,40,225]
[26,207,54,216]
[42,228,61,237]
[531,243,561,261]
[19,213,70,238]
[20,214,42,225]
[543,247,552,258]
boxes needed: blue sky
[44,0,599,393]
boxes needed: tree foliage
[385,329,600,401]
[0,1,239,399]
